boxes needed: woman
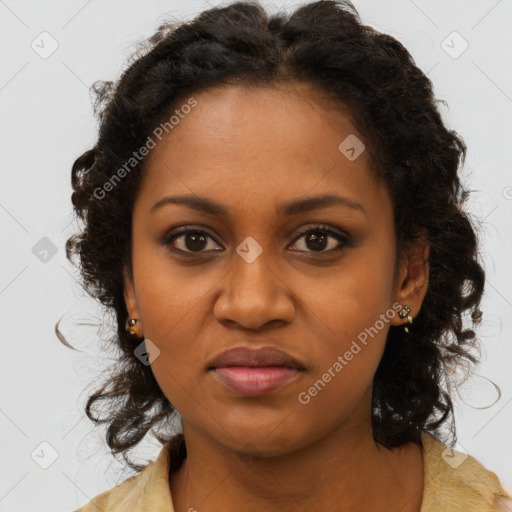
[64,1,510,510]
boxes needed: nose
[213,251,295,330]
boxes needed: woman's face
[123,83,428,456]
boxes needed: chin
[213,424,310,459]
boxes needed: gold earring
[125,318,144,341]
[398,305,414,333]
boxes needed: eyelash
[160,223,349,257]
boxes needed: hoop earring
[125,318,144,341]
[398,305,414,333]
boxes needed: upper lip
[207,346,305,370]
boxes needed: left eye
[289,226,348,253]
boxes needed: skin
[123,83,430,512]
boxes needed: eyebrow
[150,193,366,217]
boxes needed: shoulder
[491,495,512,512]
[73,440,176,512]
[420,431,509,512]
[73,467,149,512]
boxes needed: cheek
[143,311,212,417]
[298,253,394,354]
[293,245,395,408]
[137,283,210,393]
[133,240,218,342]
[297,313,388,424]
[132,261,219,408]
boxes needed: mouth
[207,345,306,396]
[209,365,303,396]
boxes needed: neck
[169,394,424,512]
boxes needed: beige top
[74,431,510,512]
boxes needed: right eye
[160,227,223,254]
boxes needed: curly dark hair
[58,0,490,473]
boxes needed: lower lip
[210,366,301,396]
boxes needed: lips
[207,346,305,396]
[207,346,305,370]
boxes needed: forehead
[137,84,390,221]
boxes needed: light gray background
[1,1,511,511]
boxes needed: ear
[390,231,430,327]
[123,265,141,320]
